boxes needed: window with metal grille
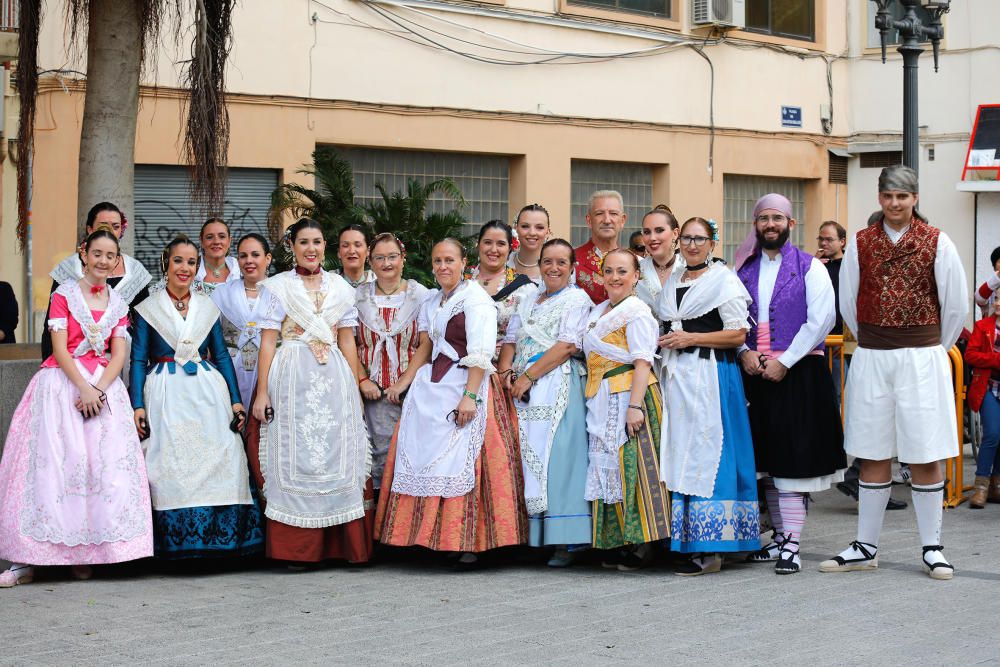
[133,165,279,275]
[337,147,509,239]
[829,153,848,185]
[746,0,815,41]
[568,0,670,19]
[570,160,654,247]
[722,175,806,265]
[859,151,903,169]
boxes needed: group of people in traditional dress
[0,164,968,586]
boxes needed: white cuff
[47,318,68,332]
[459,354,496,373]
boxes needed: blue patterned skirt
[152,486,264,559]
[670,355,759,553]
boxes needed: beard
[757,227,790,251]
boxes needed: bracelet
[628,403,645,412]
[359,377,371,387]
[463,389,479,402]
[522,369,536,384]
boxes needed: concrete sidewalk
[2,465,997,666]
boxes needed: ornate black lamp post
[872,0,950,174]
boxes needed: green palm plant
[268,147,367,271]
[363,178,472,287]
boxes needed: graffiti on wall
[133,199,269,274]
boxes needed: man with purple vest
[820,165,967,580]
[736,193,847,575]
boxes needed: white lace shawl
[195,256,241,283]
[657,263,751,498]
[55,282,130,359]
[355,279,429,387]
[135,290,221,367]
[210,279,281,353]
[50,253,152,305]
[582,296,658,504]
[424,280,497,372]
[259,271,355,348]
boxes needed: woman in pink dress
[0,224,154,587]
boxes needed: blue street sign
[781,106,802,128]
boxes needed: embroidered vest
[856,222,940,328]
[430,312,468,383]
[584,325,657,398]
[738,242,822,353]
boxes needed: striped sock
[777,491,807,553]
[763,478,783,536]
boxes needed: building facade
[2,0,997,341]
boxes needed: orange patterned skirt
[375,375,529,552]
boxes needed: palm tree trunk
[76,0,142,253]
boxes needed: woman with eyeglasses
[509,204,550,284]
[657,217,759,576]
[354,233,431,493]
[0,224,153,588]
[376,239,528,569]
[130,236,263,560]
[583,248,670,571]
[210,233,278,407]
[498,239,593,567]
[635,205,681,312]
[248,218,374,567]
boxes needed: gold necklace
[376,280,403,296]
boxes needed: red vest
[856,221,941,328]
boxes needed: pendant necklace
[206,260,226,278]
[166,287,191,312]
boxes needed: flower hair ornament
[281,228,293,252]
[120,213,129,235]
[706,219,720,242]
[597,247,640,272]
[369,231,406,256]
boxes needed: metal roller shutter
[133,165,279,274]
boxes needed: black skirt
[742,354,847,479]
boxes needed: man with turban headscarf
[820,165,967,580]
[735,194,847,575]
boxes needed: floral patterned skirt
[0,366,154,565]
[375,375,528,553]
[669,356,760,553]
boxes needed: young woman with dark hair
[0,224,154,587]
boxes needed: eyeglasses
[679,235,711,247]
[630,245,646,254]
[816,236,840,244]
[371,253,401,264]
[755,214,788,224]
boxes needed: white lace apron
[390,281,497,498]
[656,264,751,498]
[511,285,591,515]
[257,271,371,528]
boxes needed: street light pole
[872,0,950,175]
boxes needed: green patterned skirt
[592,385,670,549]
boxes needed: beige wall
[23,81,842,316]
[13,0,990,337]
